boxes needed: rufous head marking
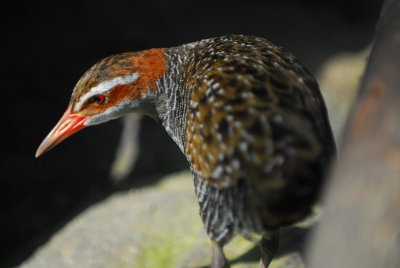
[70,48,167,115]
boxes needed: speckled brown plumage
[185,36,329,188]
[37,35,335,268]
[174,36,334,237]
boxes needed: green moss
[136,225,202,267]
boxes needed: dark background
[2,0,382,266]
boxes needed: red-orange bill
[35,106,88,158]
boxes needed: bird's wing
[184,36,335,189]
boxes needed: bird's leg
[258,231,279,268]
[211,240,230,268]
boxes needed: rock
[21,171,309,268]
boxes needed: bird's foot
[211,242,230,268]
[259,231,279,268]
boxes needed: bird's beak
[35,106,89,158]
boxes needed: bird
[36,35,335,268]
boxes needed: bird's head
[36,48,167,157]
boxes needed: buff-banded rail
[36,35,336,268]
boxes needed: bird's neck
[153,44,196,153]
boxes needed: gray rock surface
[21,172,307,268]
[21,172,202,268]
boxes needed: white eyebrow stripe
[74,72,140,111]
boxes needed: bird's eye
[89,94,106,105]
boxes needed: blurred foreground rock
[308,0,400,266]
[21,172,309,268]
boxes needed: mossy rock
[22,172,309,268]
